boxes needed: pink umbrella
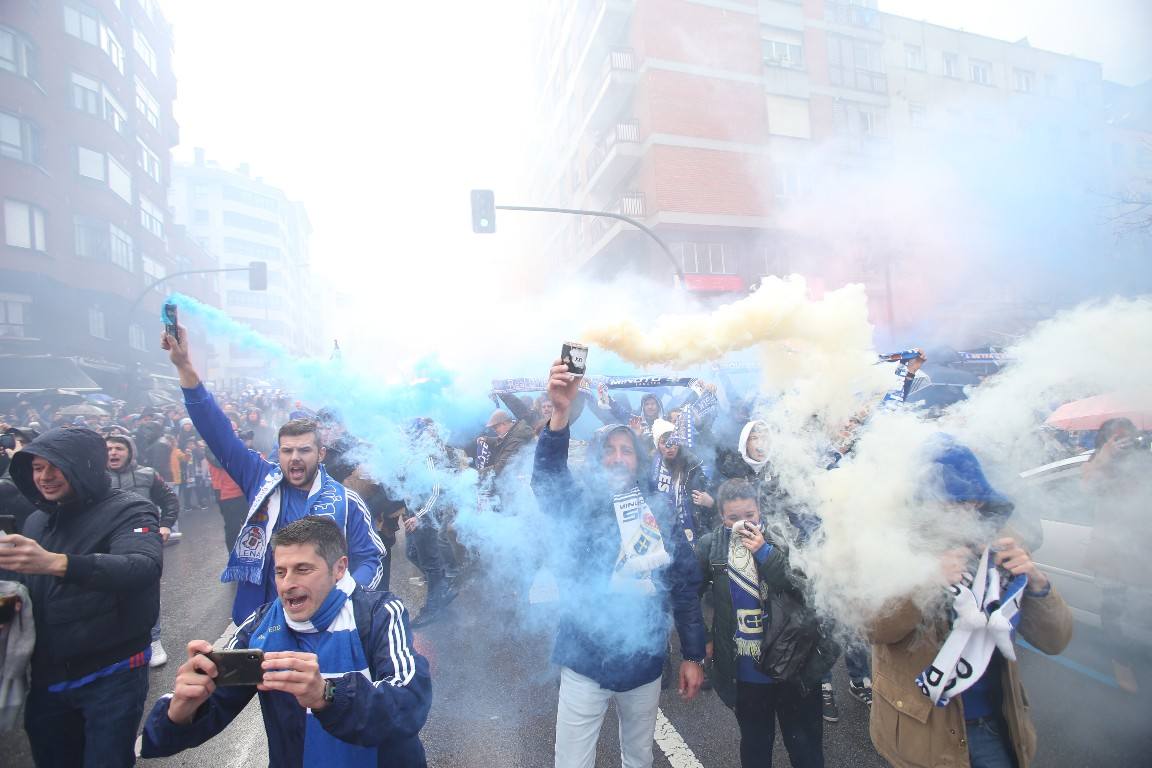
[1045,391,1152,431]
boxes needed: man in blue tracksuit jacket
[164,327,386,625]
[534,359,707,768]
[140,516,431,767]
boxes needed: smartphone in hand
[203,649,265,686]
[163,303,179,343]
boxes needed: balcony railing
[585,120,641,179]
[579,192,647,252]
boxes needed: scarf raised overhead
[916,547,1027,707]
[249,573,374,767]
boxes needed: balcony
[585,120,643,195]
[578,48,640,134]
[578,192,646,256]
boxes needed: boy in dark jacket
[695,479,834,768]
[141,517,431,768]
[1,426,162,768]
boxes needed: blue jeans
[821,635,871,684]
[966,717,1018,768]
[25,664,149,768]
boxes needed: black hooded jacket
[9,427,162,687]
[106,434,180,528]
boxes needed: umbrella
[56,403,109,417]
[85,393,117,404]
[1044,391,1152,431]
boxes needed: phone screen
[205,649,265,686]
[0,514,16,536]
[163,303,180,343]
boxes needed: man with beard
[533,359,706,768]
[163,327,386,625]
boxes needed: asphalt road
[3,499,1149,766]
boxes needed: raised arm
[163,326,271,495]
[344,490,387,590]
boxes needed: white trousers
[554,666,662,768]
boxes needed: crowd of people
[0,326,1146,768]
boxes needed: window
[1,25,38,79]
[135,77,160,129]
[64,3,100,45]
[71,72,101,115]
[909,102,926,128]
[77,146,106,180]
[0,112,39,163]
[103,89,127,133]
[674,242,733,275]
[774,165,799,201]
[762,39,804,69]
[943,52,960,78]
[132,29,157,76]
[825,0,879,29]
[0,295,29,338]
[88,306,107,338]
[129,323,148,351]
[101,25,124,74]
[222,185,280,212]
[1014,69,1034,93]
[222,210,278,234]
[110,224,133,270]
[107,156,131,203]
[141,254,165,279]
[1044,74,1058,96]
[193,209,210,223]
[827,36,886,93]
[140,196,164,239]
[74,217,107,260]
[4,199,46,251]
[137,137,161,182]
[833,101,886,138]
[904,44,924,71]
[223,237,280,260]
[970,59,993,86]
[763,246,791,277]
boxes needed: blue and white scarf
[916,547,1027,707]
[249,573,374,767]
[727,522,768,661]
[223,465,352,585]
[610,488,671,595]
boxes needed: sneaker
[410,605,442,628]
[166,529,183,544]
[849,677,873,706]
[821,682,840,722]
[149,640,168,668]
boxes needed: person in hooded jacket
[533,359,707,768]
[0,426,39,533]
[0,426,162,767]
[651,419,714,543]
[106,432,181,668]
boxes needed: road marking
[655,708,703,768]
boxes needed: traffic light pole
[124,266,256,323]
[493,204,685,284]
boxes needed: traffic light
[471,189,496,234]
[248,261,268,290]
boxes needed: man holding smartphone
[162,326,387,625]
[1,426,162,768]
[141,517,431,767]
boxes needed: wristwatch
[322,679,337,704]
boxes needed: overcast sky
[160,1,1151,345]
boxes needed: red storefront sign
[683,274,745,292]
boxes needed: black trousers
[218,495,249,554]
[735,680,825,768]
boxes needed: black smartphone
[0,514,16,536]
[163,302,179,343]
[204,648,265,686]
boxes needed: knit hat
[652,419,676,448]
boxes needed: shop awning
[0,355,102,393]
